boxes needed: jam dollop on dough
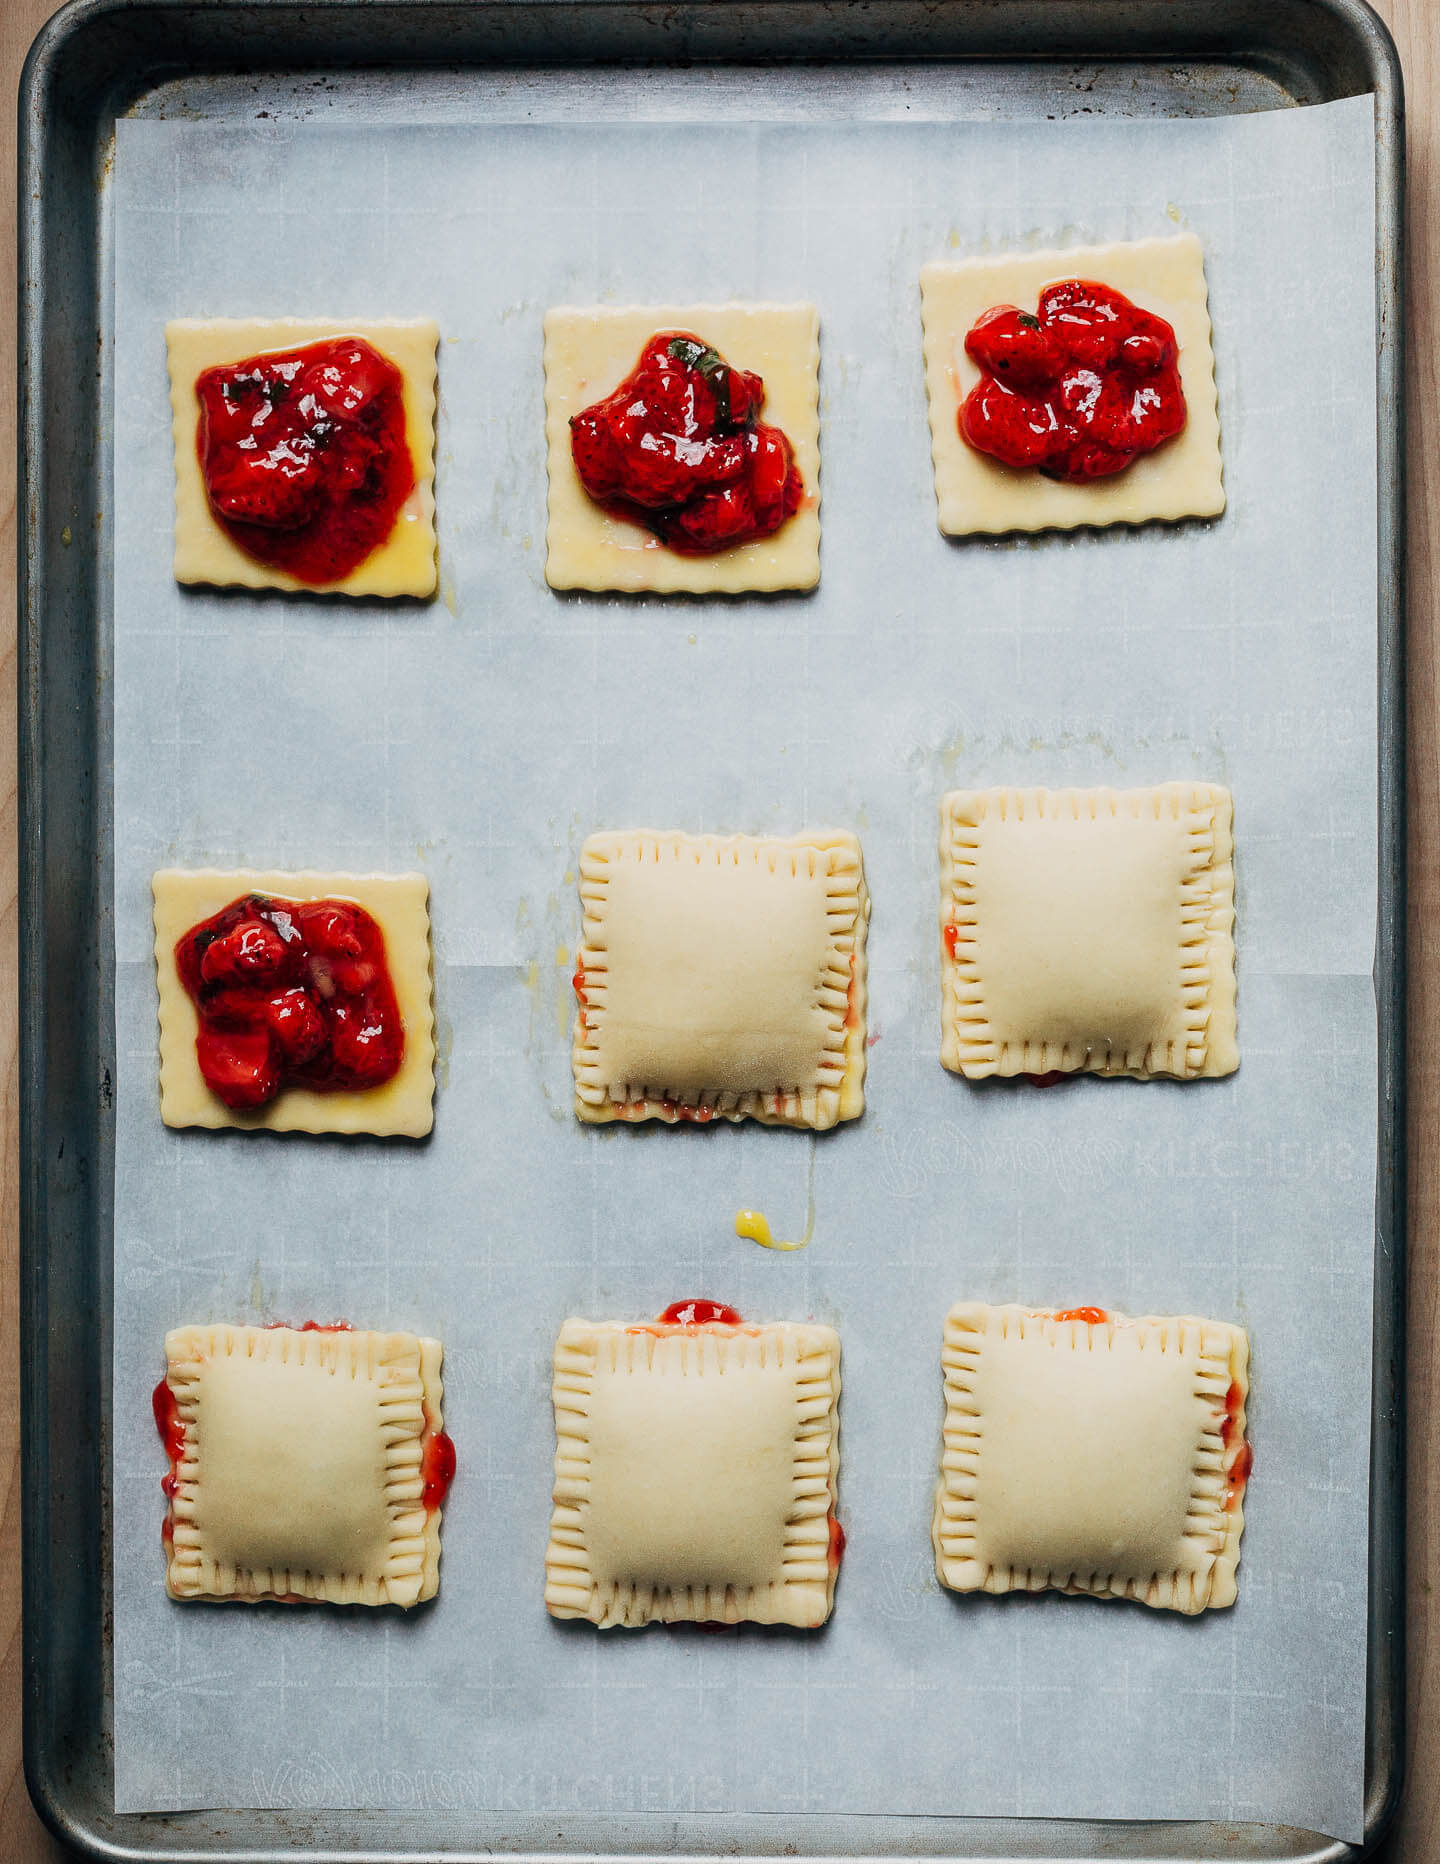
[175,893,405,1110]
[569,332,804,553]
[195,336,415,584]
[960,280,1186,483]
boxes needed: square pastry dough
[940,784,1237,1079]
[920,234,1223,535]
[543,303,821,593]
[572,830,869,1128]
[546,1316,842,1628]
[166,317,439,597]
[153,868,436,1136]
[161,1324,446,1607]
[933,1304,1250,1614]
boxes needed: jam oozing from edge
[572,956,589,1031]
[1221,1378,1253,1511]
[1024,1071,1071,1088]
[660,1099,715,1124]
[943,923,961,960]
[175,892,404,1111]
[569,332,804,554]
[264,1319,354,1333]
[152,1378,185,1498]
[1052,1306,1110,1325]
[828,1516,846,1569]
[657,1299,744,1327]
[153,1378,184,1550]
[195,335,414,585]
[421,1429,457,1511]
[960,280,1186,483]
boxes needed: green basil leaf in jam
[666,336,736,427]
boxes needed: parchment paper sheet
[110,92,1378,1840]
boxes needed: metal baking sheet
[16,3,1400,1864]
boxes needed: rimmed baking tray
[18,1,1405,1859]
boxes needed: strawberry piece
[296,902,365,958]
[263,988,328,1066]
[200,917,289,987]
[328,999,403,1087]
[964,306,1058,393]
[960,378,1060,469]
[196,1027,279,1110]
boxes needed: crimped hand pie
[156,1323,451,1607]
[572,830,869,1127]
[933,1303,1250,1614]
[546,1310,842,1628]
[939,783,1237,1079]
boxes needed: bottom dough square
[160,1324,447,1607]
[933,1304,1249,1614]
[546,1316,842,1627]
[152,868,436,1136]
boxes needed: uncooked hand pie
[166,317,439,596]
[153,868,436,1135]
[544,303,821,593]
[939,783,1237,1079]
[933,1303,1250,1614]
[572,829,869,1127]
[545,1304,843,1628]
[156,1322,453,1607]
[920,234,1223,535]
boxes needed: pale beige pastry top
[933,1304,1249,1614]
[166,317,439,597]
[162,1323,446,1607]
[940,784,1237,1079]
[152,868,435,1136]
[572,830,869,1128]
[546,1318,842,1628]
[920,234,1223,536]
[544,303,821,593]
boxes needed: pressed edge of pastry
[152,867,436,1136]
[938,782,1237,1080]
[161,1322,446,1607]
[166,316,439,597]
[932,1303,1249,1615]
[545,1316,842,1628]
[571,829,869,1129]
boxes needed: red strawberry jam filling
[263,1318,353,1333]
[195,335,414,584]
[1221,1378,1253,1510]
[960,280,1186,483]
[176,893,404,1110]
[657,1299,744,1327]
[569,332,804,553]
[421,1428,458,1509]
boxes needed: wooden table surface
[2,2,1436,1856]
